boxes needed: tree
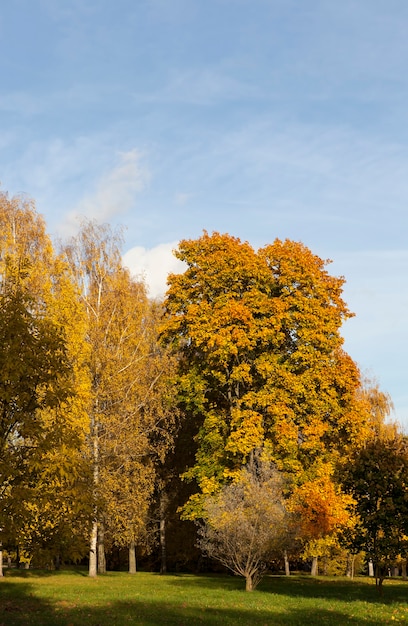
[341,433,408,590]
[161,232,370,518]
[197,454,289,591]
[0,292,73,575]
[290,462,354,575]
[359,378,396,439]
[0,192,90,575]
[101,319,179,575]
[64,220,178,575]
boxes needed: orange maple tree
[161,231,372,519]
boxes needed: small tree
[342,433,408,591]
[290,462,354,576]
[197,457,289,591]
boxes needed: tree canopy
[161,231,372,521]
[342,433,408,588]
[0,197,402,583]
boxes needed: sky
[1,0,407,429]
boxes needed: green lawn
[0,569,407,625]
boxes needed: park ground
[1,569,408,625]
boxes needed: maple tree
[290,462,355,575]
[161,232,371,522]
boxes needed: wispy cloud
[174,192,193,206]
[157,67,261,105]
[62,150,149,235]
[0,91,45,116]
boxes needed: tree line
[0,192,407,591]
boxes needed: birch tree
[64,220,177,575]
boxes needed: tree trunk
[160,518,167,574]
[284,550,290,576]
[311,556,318,576]
[402,560,407,580]
[89,415,99,577]
[345,554,352,577]
[0,546,3,577]
[159,491,168,574]
[245,574,254,591]
[368,559,374,577]
[89,520,98,577]
[129,540,137,574]
[375,565,385,595]
[349,554,356,579]
[98,522,106,574]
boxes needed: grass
[0,569,407,625]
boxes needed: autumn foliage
[198,455,290,591]
[161,233,370,505]
[0,196,404,588]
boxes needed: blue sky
[1,0,407,429]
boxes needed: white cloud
[123,241,186,299]
[3,136,146,236]
[65,150,149,230]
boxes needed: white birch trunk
[129,540,137,574]
[284,550,290,576]
[89,417,99,577]
[98,522,106,574]
[89,520,98,577]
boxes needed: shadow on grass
[0,581,397,626]
[258,575,408,605]
[34,603,408,626]
[1,571,407,626]
[0,580,53,626]
[4,567,89,577]
[163,572,408,605]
